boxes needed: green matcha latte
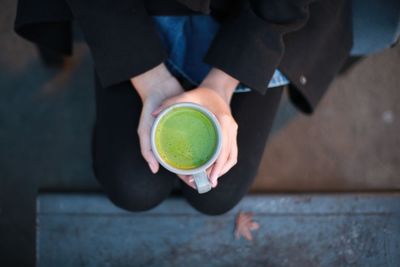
[154,106,218,170]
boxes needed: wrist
[130,63,174,101]
[200,68,239,104]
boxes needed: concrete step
[37,193,400,267]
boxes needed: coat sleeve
[15,0,167,88]
[14,0,74,55]
[204,0,313,103]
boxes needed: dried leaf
[234,211,260,241]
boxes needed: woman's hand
[153,68,239,188]
[130,63,184,175]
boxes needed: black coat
[14,0,352,114]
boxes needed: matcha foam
[155,107,218,170]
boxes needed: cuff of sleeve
[287,84,313,114]
[14,0,73,55]
[66,0,167,88]
[203,2,283,95]
[15,21,73,55]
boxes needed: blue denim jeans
[151,15,289,93]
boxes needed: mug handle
[193,171,212,194]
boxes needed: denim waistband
[151,15,289,92]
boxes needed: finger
[209,154,229,186]
[205,168,217,188]
[151,105,163,117]
[151,96,182,116]
[177,174,196,190]
[138,116,159,174]
[209,129,230,184]
[206,168,213,180]
[219,134,238,177]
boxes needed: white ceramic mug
[150,102,222,194]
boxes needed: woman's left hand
[152,86,239,188]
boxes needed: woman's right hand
[130,63,184,176]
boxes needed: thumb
[151,105,164,117]
[151,97,180,117]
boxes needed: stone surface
[37,194,400,267]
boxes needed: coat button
[299,75,307,85]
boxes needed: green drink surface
[155,107,218,170]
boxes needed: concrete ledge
[37,193,400,267]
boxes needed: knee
[94,162,172,212]
[186,194,241,216]
[106,183,168,212]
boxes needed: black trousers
[92,72,283,215]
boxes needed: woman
[14,0,352,214]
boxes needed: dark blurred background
[1,0,399,266]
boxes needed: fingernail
[211,172,218,183]
[152,106,162,116]
[148,162,156,174]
